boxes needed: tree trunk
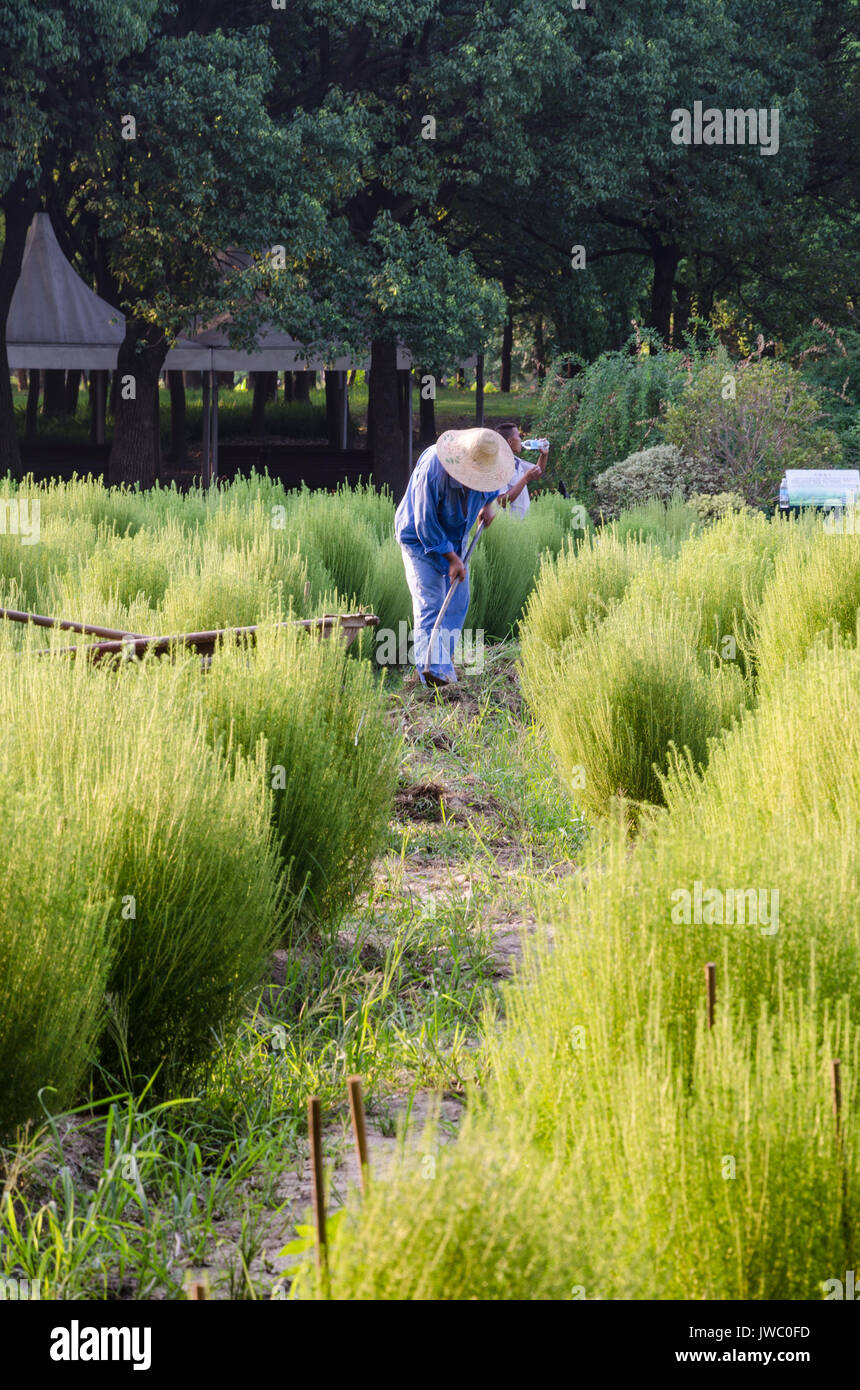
[293,370,314,404]
[108,322,169,487]
[88,372,97,443]
[324,370,344,448]
[167,370,187,464]
[251,372,269,436]
[418,370,436,443]
[697,284,715,324]
[64,368,82,417]
[25,369,40,440]
[500,301,513,393]
[0,178,38,480]
[534,318,547,380]
[369,339,407,498]
[154,374,163,480]
[648,243,681,345]
[89,370,107,445]
[41,369,67,416]
[397,369,413,452]
[283,370,293,403]
[475,354,485,425]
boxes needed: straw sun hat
[436,427,515,492]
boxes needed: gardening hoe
[422,514,489,682]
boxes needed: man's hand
[476,503,497,528]
[446,553,466,584]
[525,463,542,484]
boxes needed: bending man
[395,427,514,687]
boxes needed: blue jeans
[400,544,471,683]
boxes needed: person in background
[395,427,514,687]
[495,421,549,518]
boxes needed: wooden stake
[308,1096,328,1288]
[705,962,716,1030]
[187,1280,208,1300]
[832,1059,842,1131]
[348,1075,370,1194]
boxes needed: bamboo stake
[832,1059,842,1132]
[347,1075,370,1194]
[35,613,379,661]
[831,1058,851,1250]
[705,962,716,1031]
[0,606,145,640]
[308,1096,328,1291]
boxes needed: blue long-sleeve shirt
[395,447,501,574]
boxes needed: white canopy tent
[7,212,124,443]
[6,212,204,446]
[7,213,124,371]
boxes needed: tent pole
[340,368,348,451]
[408,370,414,473]
[211,357,219,484]
[96,370,105,445]
[201,372,211,486]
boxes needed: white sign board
[785,469,860,506]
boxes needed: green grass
[609,493,699,546]
[0,473,583,653]
[468,495,585,640]
[202,622,400,929]
[521,588,749,819]
[519,527,656,655]
[0,644,585,1299]
[302,639,860,1301]
[4,480,853,1303]
[753,518,860,688]
[0,640,285,1107]
[0,780,112,1138]
[307,992,857,1300]
[629,505,793,675]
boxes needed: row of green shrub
[0,468,581,1140]
[520,505,860,820]
[307,514,860,1299]
[0,622,398,1140]
[0,474,586,651]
